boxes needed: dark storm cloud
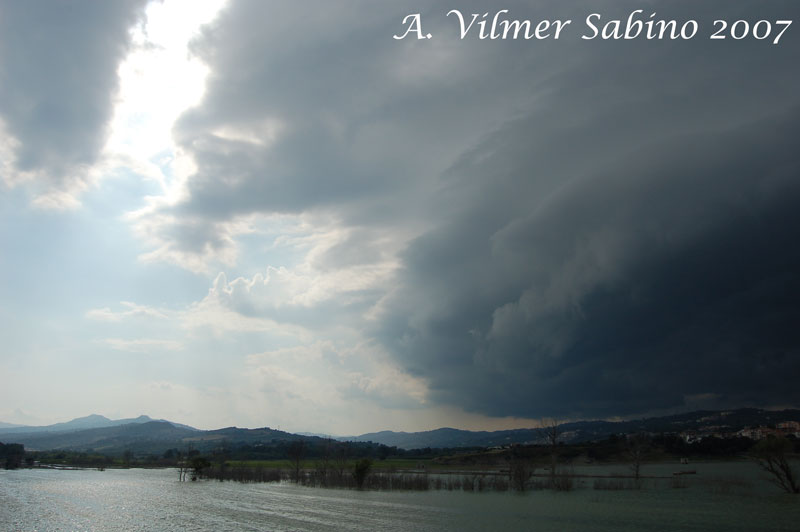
[0,0,147,191]
[378,110,800,418]
[374,0,800,418]
[159,1,800,418]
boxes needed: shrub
[353,458,372,489]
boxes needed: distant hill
[14,421,197,454]
[3,408,799,455]
[0,414,196,436]
[2,419,323,456]
[342,427,541,449]
[295,432,339,439]
[345,408,800,449]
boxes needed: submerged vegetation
[4,430,798,495]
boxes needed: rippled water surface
[1,465,798,531]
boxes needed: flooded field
[1,463,798,531]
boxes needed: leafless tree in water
[541,418,560,487]
[753,436,799,494]
[287,440,305,483]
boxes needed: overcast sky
[1,0,798,434]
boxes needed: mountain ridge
[342,408,800,449]
[2,408,799,453]
[0,414,197,436]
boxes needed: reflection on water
[1,464,798,531]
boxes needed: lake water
[1,463,798,531]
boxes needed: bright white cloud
[98,338,184,353]
[86,301,169,322]
[106,0,228,187]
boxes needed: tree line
[0,442,26,469]
[4,432,798,494]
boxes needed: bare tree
[177,446,195,481]
[753,436,799,494]
[541,418,560,487]
[352,458,372,489]
[334,442,350,481]
[627,433,649,489]
[1,443,25,469]
[214,440,230,482]
[315,438,334,486]
[178,461,189,482]
[189,456,210,481]
[287,440,305,483]
[507,446,533,492]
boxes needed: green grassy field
[225,458,432,471]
